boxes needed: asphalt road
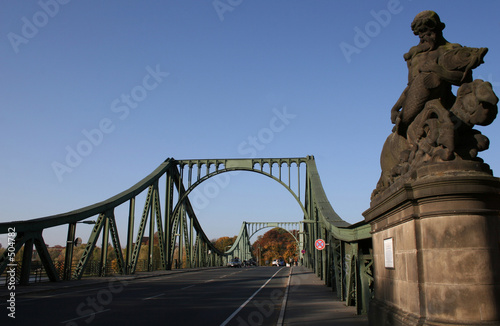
[1,267,290,326]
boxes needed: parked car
[227,258,242,268]
[272,259,285,266]
[247,258,257,266]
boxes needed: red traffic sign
[315,239,326,250]
[301,249,306,254]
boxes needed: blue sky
[1,0,499,246]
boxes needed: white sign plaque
[384,238,394,268]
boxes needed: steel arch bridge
[224,221,301,263]
[0,155,373,314]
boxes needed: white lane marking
[142,293,165,300]
[181,285,195,290]
[60,309,111,324]
[276,267,293,326]
[219,268,284,326]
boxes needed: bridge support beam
[1,231,61,285]
[364,163,500,325]
[63,222,76,280]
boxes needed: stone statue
[373,10,498,197]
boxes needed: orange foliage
[252,228,298,265]
[211,235,237,252]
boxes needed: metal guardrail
[1,259,184,286]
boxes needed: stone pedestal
[363,162,500,325]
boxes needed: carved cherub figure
[391,10,487,136]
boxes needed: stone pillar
[363,162,500,325]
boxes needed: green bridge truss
[0,155,373,314]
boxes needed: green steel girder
[168,206,182,268]
[344,242,359,307]
[148,187,155,272]
[20,237,34,285]
[107,211,125,275]
[358,251,374,315]
[73,213,106,280]
[63,222,76,280]
[100,215,111,277]
[189,215,194,267]
[152,183,167,270]
[33,232,61,282]
[1,231,62,285]
[182,207,191,268]
[193,235,200,267]
[165,173,174,269]
[70,209,125,279]
[332,240,343,298]
[125,197,135,274]
[129,185,153,274]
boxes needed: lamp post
[64,220,96,280]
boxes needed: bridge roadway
[1,266,367,325]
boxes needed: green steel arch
[172,157,309,221]
[246,222,300,242]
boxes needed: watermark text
[6,228,17,319]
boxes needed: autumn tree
[211,236,237,252]
[46,245,64,262]
[252,228,298,265]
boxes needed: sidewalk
[282,266,368,326]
